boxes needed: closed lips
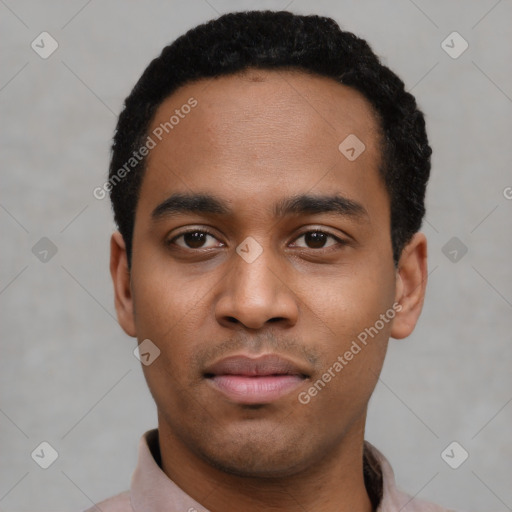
[203,354,309,378]
[203,354,310,404]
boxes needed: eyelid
[291,227,349,247]
[167,227,223,248]
[167,225,350,250]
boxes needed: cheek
[301,307,391,420]
[313,265,396,342]
[131,254,210,335]
[301,264,395,400]
[130,272,200,388]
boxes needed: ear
[110,231,137,337]
[390,232,428,340]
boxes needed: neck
[157,417,374,512]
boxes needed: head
[110,11,430,478]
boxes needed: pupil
[185,232,206,248]
[305,232,326,248]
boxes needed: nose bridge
[232,237,280,303]
[215,236,299,329]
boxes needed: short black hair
[108,10,431,266]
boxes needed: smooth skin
[111,69,428,512]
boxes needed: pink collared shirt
[84,429,455,512]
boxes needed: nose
[214,244,300,330]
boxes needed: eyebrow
[151,192,368,223]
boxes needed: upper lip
[204,354,309,378]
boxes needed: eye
[169,229,223,250]
[291,230,346,249]
[167,228,348,252]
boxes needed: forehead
[150,68,381,161]
[138,68,386,224]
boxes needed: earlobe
[110,231,137,337]
[390,232,428,340]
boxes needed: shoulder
[364,442,460,512]
[81,490,131,512]
[391,488,460,512]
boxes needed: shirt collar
[130,429,208,512]
[130,428,424,512]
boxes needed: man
[90,10,452,512]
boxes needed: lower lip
[207,375,305,404]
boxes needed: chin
[203,451,306,478]
[193,427,314,478]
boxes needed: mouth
[203,354,309,405]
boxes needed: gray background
[1,0,511,511]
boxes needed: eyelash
[167,228,348,251]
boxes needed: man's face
[120,69,404,476]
